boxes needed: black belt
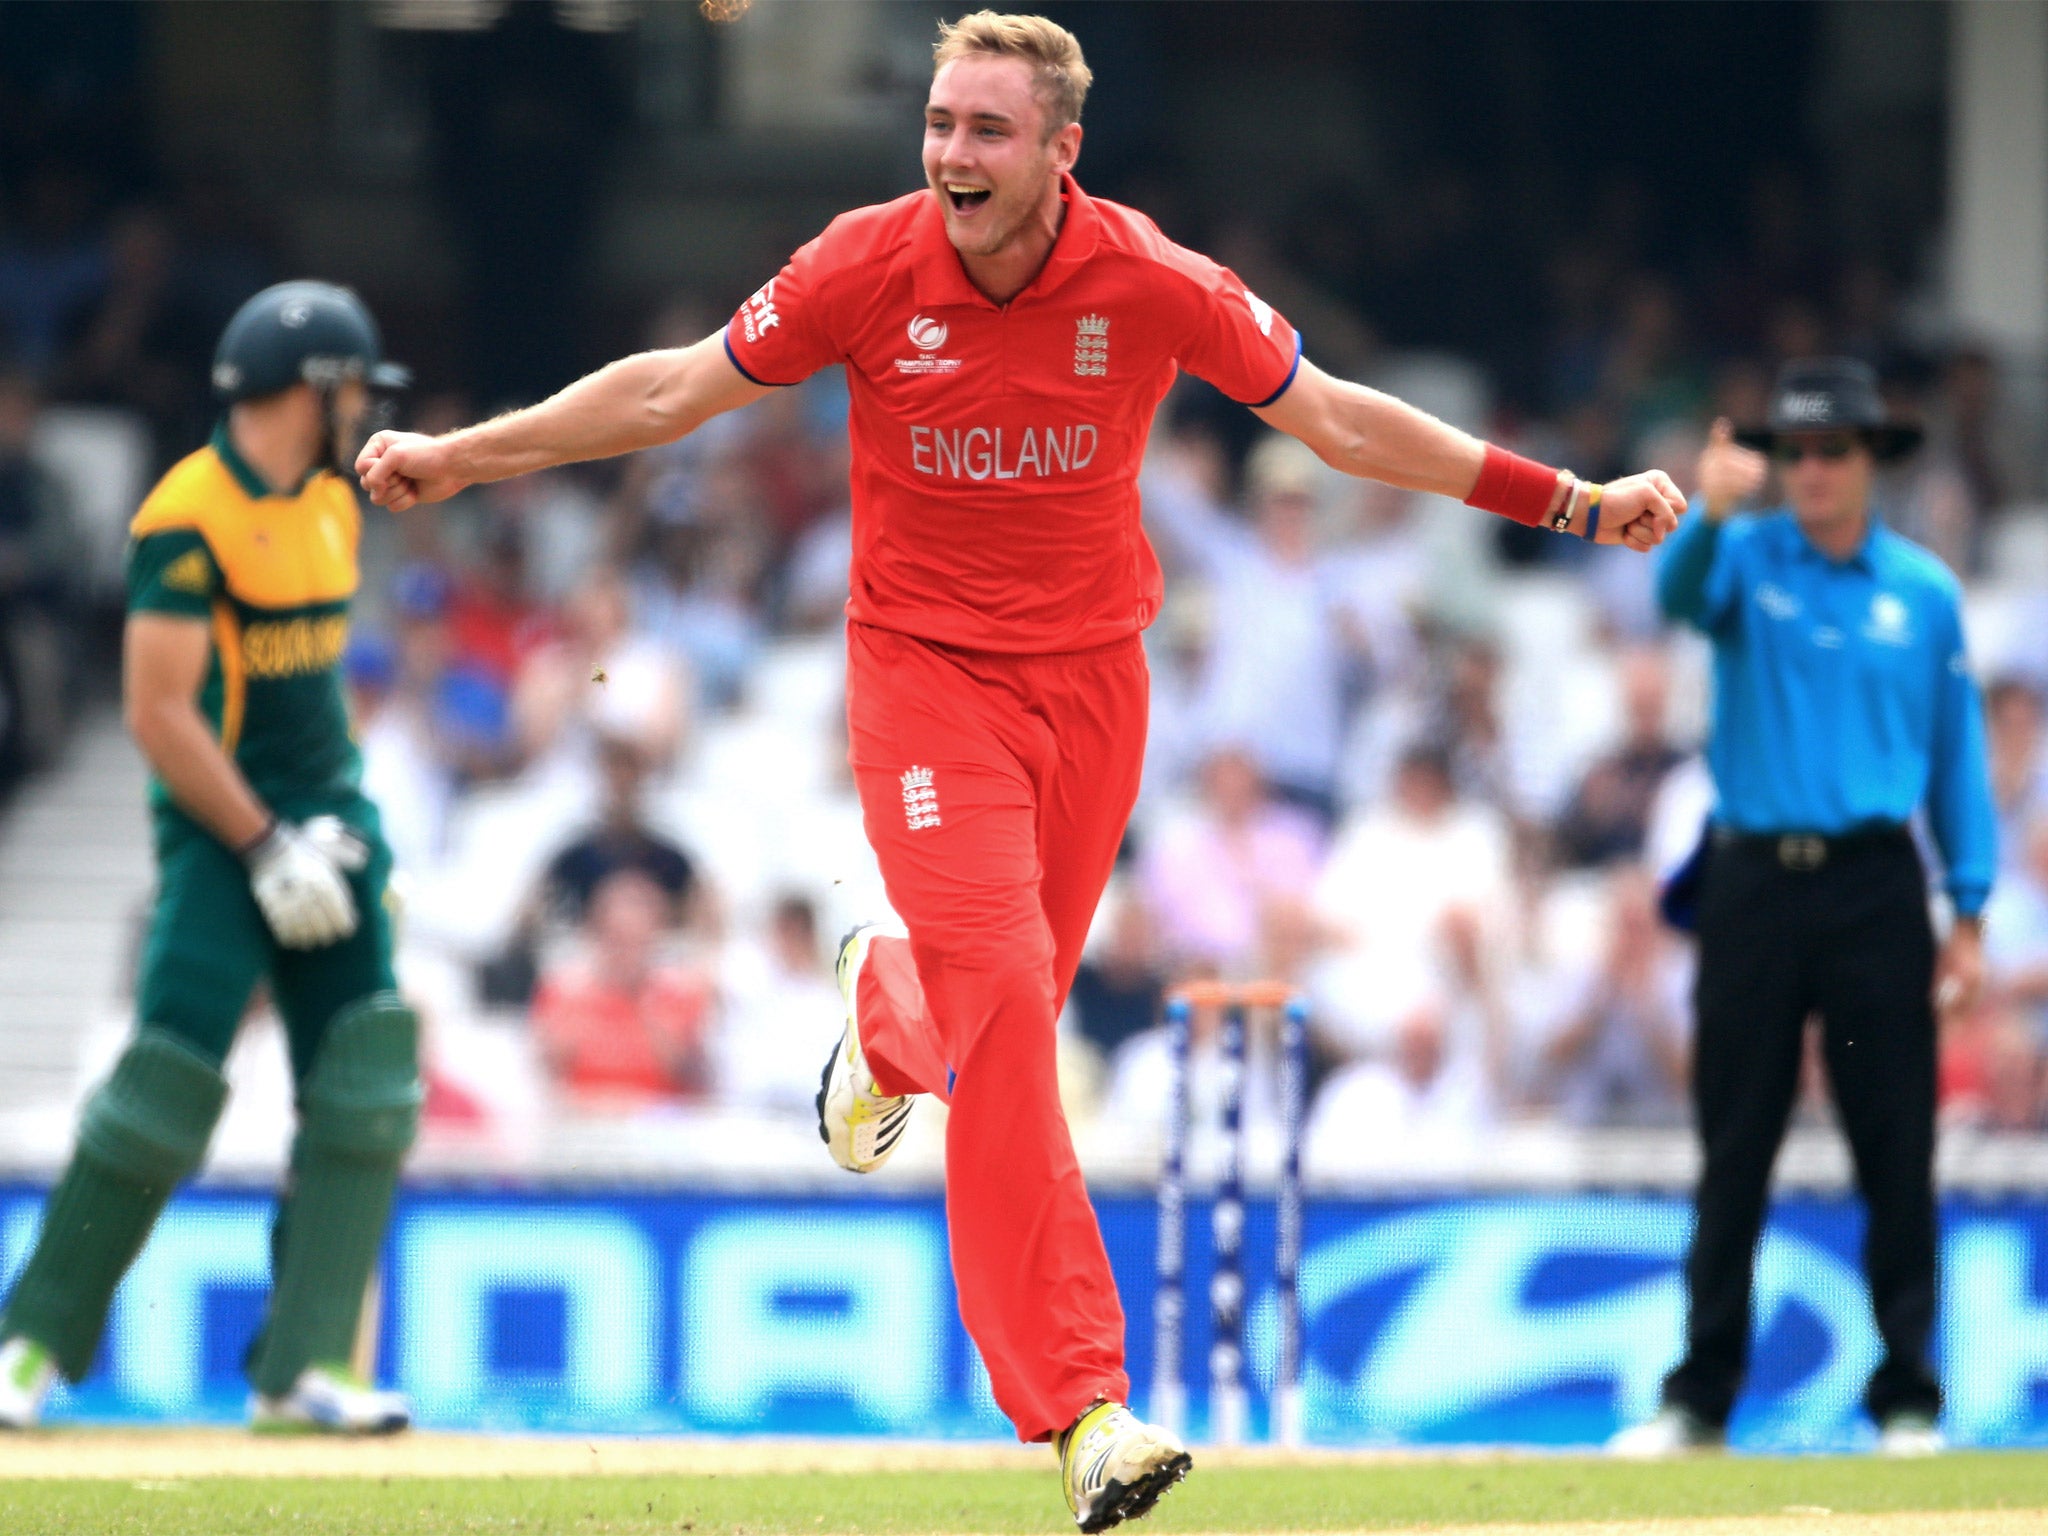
[1712,821,1910,873]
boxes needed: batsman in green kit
[0,282,420,1433]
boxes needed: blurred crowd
[0,153,286,798]
[1098,403,2048,1178]
[5,142,2048,1177]
[290,277,2048,1176]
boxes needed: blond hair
[933,11,1091,132]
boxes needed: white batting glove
[241,817,369,949]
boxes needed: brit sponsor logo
[1073,314,1109,377]
[901,766,941,831]
[908,422,1099,481]
[739,281,780,344]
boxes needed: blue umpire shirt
[1656,501,1997,917]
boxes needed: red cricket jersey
[724,174,1301,654]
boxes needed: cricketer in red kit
[721,169,1301,1441]
[358,11,1684,1528]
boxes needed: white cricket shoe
[250,1364,410,1435]
[1058,1400,1192,1533]
[1606,1404,1723,1459]
[0,1336,55,1430]
[1877,1411,1945,1458]
[816,924,914,1174]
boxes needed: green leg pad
[248,994,421,1397]
[2,1029,229,1380]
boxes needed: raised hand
[1697,416,1769,521]
[355,430,470,512]
[1596,468,1687,552]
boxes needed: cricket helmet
[211,280,411,402]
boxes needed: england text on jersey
[725,174,1300,653]
[909,423,1099,482]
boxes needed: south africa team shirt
[724,173,1302,654]
[127,424,364,818]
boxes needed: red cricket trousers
[845,620,1148,1443]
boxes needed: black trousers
[1662,828,1941,1427]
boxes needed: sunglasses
[1772,436,1862,464]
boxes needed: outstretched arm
[1254,357,1684,550]
[355,332,773,511]
[1253,357,1486,497]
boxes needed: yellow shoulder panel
[129,447,240,540]
[130,452,358,610]
[320,472,363,561]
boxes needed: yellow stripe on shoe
[817,924,914,1174]
[1059,1401,1192,1533]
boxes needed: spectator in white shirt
[1144,429,1355,825]
[1303,985,1496,1179]
[711,894,843,1118]
[1309,743,1510,1056]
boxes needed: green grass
[4,1455,2048,1535]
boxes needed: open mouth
[944,183,991,215]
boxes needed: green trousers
[139,795,399,1077]
[2,794,409,1387]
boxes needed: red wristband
[1465,444,1563,528]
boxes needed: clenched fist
[355,430,470,512]
[1697,417,1769,521]
[1595,469,1687,552]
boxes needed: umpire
[1613,358,1996,1458]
